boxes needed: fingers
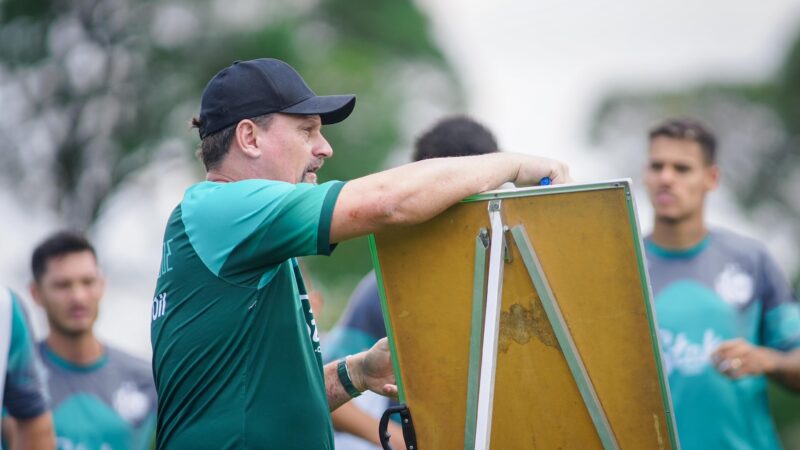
[374,337,390,351]
[382,384,399,400]
[712,339,777,379]
[713,339,747,361]
[512,154,571,187]
[550,161,572,184]
[713,339,748,378]
[714,338,745,355]
[535,158,570,185]
[716,356,747,379]
[360,338,397,397]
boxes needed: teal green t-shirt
[4,289,48,419]
[645,229,800,450]
[151,179,345,450]
[38,342,156,450]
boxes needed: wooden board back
[370,181,678,449]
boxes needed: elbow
[371,189,419,227]
[376,199,410,227]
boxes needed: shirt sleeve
[182,179,345,283]
[757,249,800,351]
[4,292,48,419]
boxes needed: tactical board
[369,180,679,450]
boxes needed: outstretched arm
[330,153,570,243]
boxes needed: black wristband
[337,358,362,398]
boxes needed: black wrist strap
[337,358,362,398]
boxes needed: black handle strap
[379,403,418,450]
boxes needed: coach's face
[259,113,333,184]
[31,251,104,337]
[644,136,719,224]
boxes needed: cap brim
[281,95,356,125]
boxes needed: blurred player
[0,286,55,449]
[30,231,156,450]
[643,117,800,450]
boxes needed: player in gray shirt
[642,117,800,450]
[30,232,156,450]
[36,342,155,450]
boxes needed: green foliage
[777,37,800,132]
[770,382,800,446]
[319,0,444,59]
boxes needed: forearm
[332,402,406,448]
[768,348,800,391]
[357,153,521,221]
[325,356,364,411]
[13,413,55,450]
[2,417,17,450]
[332,402,381,444]
[332,153,538,242]
[378,153,524,211]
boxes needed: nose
[657,166,675,184]
[68,283,92,306]
[314,132,333,159]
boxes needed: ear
[233,120,262,159]
[29,282,43,307]
[705,164,720,191]
[97,273,107,301]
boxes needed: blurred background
[1,0,799,444]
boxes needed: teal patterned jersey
[2,289,48,419]
[38,342,156,450]
[645,229,800,450]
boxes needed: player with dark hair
[412,115,498,161]
[643,117,800,450]
[30,231,156,450]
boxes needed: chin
[59,322,94,337]
[655,213,685,225]
[61,329,93,338]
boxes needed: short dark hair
[32,231,96,282]
[413,116,499,162]
[648,117,717,165]
[191,113,275,171]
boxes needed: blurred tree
[589,29,800,292]
[0,0,462,320]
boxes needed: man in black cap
[150,58,570,449]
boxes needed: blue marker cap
[539,177,551,186]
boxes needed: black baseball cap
[197,58,356,139]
